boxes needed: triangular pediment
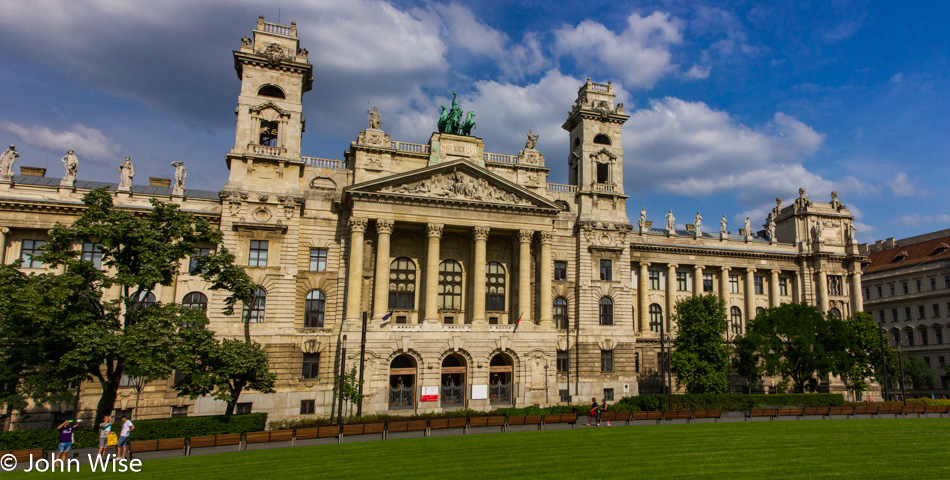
[345,160,560,213]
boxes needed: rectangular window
[189,247,210,274]
[649,270,661,290]
[922,356,930,367]
[934,304,940,318]
[876,286,882,298]
[891,309,899,322]
[906,331,915,347]
[81,242,104,269]
[919,305,926,319]
[939,356,946,367]
[921,330,929,346]
[235,403,252,415]
[600,350,614,373]
[20,239,45,268]
[946,276,950,289]
[171,406,189,418]
[248,240,268,266]
[878,311,885,323]
[676,271,688,291]
[864,287,870,300]
[554,261,567,281]
[890,284,896,296]
[300,400,316,415]
[905,307,911,321]
[309,248,328,271]
[931,278,937,291]
[754,276,764,295]
[902,282,908,295]
[729,275,740,294]
[559,389,570,402]
[603,388,615,402]
[703,273,714,292]
[556,350,569,373]
[779,278,789,296]
[937,328,944,345]
[301,353,319,379]
[828,276,843,296]
[916,280,922,292]
[600,259,612,281]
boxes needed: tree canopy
[669,294,730,394]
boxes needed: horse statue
[460,112,476,136]
[437,105,449,133]
[446,91,463,134]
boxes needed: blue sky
[1,1,947,242]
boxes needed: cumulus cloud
[1,121,120,162]
[885,172,916,196]
[890,72,904,84]
[895,213,950,228]
[685,64,711,79]
[554,11,683,88]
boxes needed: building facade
[861,229,950,397]
[1,17,864,426]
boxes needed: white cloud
[896,213,950,228]
[554,11,683,89]
[890,72,904,84]
[428,3,508,59]
[885,172,918,197]
[1,121,120,162]
[685,64,711,79]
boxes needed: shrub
[615,393,844,411]
[0,428,98,451]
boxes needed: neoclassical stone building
[0,17,864,425]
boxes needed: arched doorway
[389,355,416,410]
[441,354,466,407]
[489,353,513,405]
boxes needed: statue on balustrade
[60,150,78,187]
[0,145,18,180]
[367,106,381,130]
[525,130,539,150]
[171,161,186,196]
[665,210,675,233]
[118,156,134,191]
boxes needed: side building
[861,229,950,397]
[0,17,863,427]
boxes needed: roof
[11,175,221,200]
[863,233,950,274]
[645,227,771,243]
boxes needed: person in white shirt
[116,416,135,459]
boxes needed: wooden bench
[523,415,543,430]
[215,433,242,447]
[507,415,526,428]
[776,407,803,418]
[692,410,722,422]
[428,419,450,431]
[878,405,903,416]
[269,430,293,442]
[903,405,926,417]
[2,449,43,463]
[853,405,878,415]
[746,408,778,421]
[363,423,385,438]
[486,416,506,429]
[386,421,408,439]
[599,411,631,425]
[925,405,949,415]
[341,424,364,437]
[632,411,662,424]
[407,420,428,433]
[244,431,271,444]
[447,417,468,431]
[542,413,578,429]
[662,410,693,422]
[130,440,158,454]
[802,406,830,416]
[294,427,320,441]
[828,406,853,416]
[317,426,341,440]
[187,435,215,452]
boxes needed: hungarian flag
[513,311,523,333]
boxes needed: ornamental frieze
[380,170,531,206]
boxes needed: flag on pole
[513,311,523,333]
[382,310,393,321]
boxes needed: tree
[333,366,365,420]
[669,294,730,394]
[734,303,847,393]
[0,188,261,422]
[839,313,897,401]
[901,357,935,391]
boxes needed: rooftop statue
[438,91,477,136]
[60,150,78,187]
[367,106,381,130]
[118,156,134,192]
[525,130,539,150]
[0,145,18,180]
[460,112,476,136]
[171,161,186,196]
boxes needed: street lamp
[877,320,889,401]
[659,317,672,411]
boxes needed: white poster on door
[471,384,488,400]
[421,386,439,402]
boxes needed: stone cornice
[348,191,559,216]
[0,197,221,220]
[231,221,288,233]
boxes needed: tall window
[906,330,915,347]
[556,350,569,373]
[890,284,896,296]
[126,291,156,327]
[828,276,842,296]
[649,304,663,333]
[242,288,266,323]
[933,304,940,318]
[81,242,103,269]
[302,353,319,379]
[599,259,612,281]
[486,262,506,311]
[916,280,922,292]
[876,286,882,298]
[931,278,937,291]
[248,240,268,266]
[779,278,789,296]
[902,282,908,295]
[599,297,614,326]
[754,276,764,295]
[388,257,416,310]
[20,239,45,268]
[554,261,567,281]
[936,328,944,345]
[905,307,912,321]
[438,260,463,310]
[891,308,899,322]
[730,307,742,335]
[182,292,208,311]
[703,273,714,292]
[919,305,926,319]
[649,270,661,290]
[676,272,688,291]
[600,349,614,373]
[554,297,568,330]
[189,247,210,274]
[755,307,765,318]
[305,290,326,328]
[829,307,842,319]
[729,275,740,294]
[309,248,328,271]
[300,400,315,415]
[259,120,278,146]
[921,329,929,346]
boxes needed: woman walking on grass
[587,397,600,426]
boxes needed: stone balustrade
[546,183,577,193]
[483,152,518,164]
[593,183,616,192]
[247,143,285,157]
[390,141,430,154]
[302,156,345,169]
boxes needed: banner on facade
[421,386,439,402]
[471,384,488,400]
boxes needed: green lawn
[19,418,950,479]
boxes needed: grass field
[18,418,950,479]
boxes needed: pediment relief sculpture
[380,170,532,206]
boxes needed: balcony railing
[302,156,345,169]
[589,82,610,93]
[247,144,285,157]
[483,152,518,164]
[594,183,616,192]
[390,141,429,154]
[547,183,577,193]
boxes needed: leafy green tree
[333,366,365,420]
[901,356,935,390]
[839,313,897,401]
[734,303,847,392]
[669,294,730,394]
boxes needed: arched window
[649,304,663,333]
[829,307,842,319]
[242,288,266,323]
[130,291,156,310]
[441,354,466,407]
[304,290,326,328]
[389,355,416,410]
[182,292,208,311]
[388,257,416,310]
[599,297,614,326]
[438,260,463,310]
[755,307,765,318]
[486,262,506,312]
[593,134,611,145]
[258,84,285,99]
[489,354,513,405]
[554,297,568,330]
[730,306,742,335]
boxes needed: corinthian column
[471,226,490,325]
[0,227,8,264]
[538,231,554,329]
[720,266,731,304]
[373,219,394,321]
[638,262,650,333]
[345,217,368,324]
[816,270,828,312]
[666,264,678,331]
[769,270,781,308]
[693,265,703,297]
[424,223,443,324]
[518,229,533,326]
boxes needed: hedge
[270,406,585,430]
[0,413,267,451]
[615,393,844,412]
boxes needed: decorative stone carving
[0,145,19,181]
[281,196,298,218]
[638,207,646,233]
[425,223,443,238]
[376,218,394,235]
[473,226,490,241]
[171,161,186,195]
[60,150,78,187]
[517,229,534,243]
[767,214,776,244]
[795,187,811,213]
[367,106,381,130]
[258,193,269,202]
[241,36,252,47]
[366,156,383,168]
[118,156,134,192]
[665,210,675,235]
[744,217,752,239]
[538,231,553,244]
[262,42,285,67]
[581,223,594,241]
[349,217,369,233]
[773,197,783,218]
[693,212,702,238]
[525,130,539,150]
[252,206,272,223]
[846,221,857,244]
[830,191,844,211]
[720,215,727,240]
[380,170,531,205]
[812,219,824,243]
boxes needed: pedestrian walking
[586,397,600,426]
[601,399,611,426]
[56,419,79,461]
[97,414,114,458]
[116,415,135,459]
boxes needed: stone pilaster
[471,226,490,325]
[638,262,650,333]
[0,227,8,264]
[666,263,678,331]
[816,270,828,312]
[538,231,553,329]
[424,223,443,324]
[518,229,533,326]
[373,219,394,321]
[744,268,755,332]
[693,265,703,297]
[345,217,368,324]
[850,271,864,314]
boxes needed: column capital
[667,263,679,270]
[517,229,534,243]
[721,266,732,272]
[538,231,554,244]
[473,225,490,241]
[639,261,651,269]
[770,269,782,275]
[693,264,704,270]
[348,217,368,233]
[376,218,394,235]
[426,223,444,238]
[746,267,756,274]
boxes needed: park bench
[802,406,830,417]
[407,420,428,434]
[317,426,341,441]
[385,421,408,439]
[903,405,925,417]
[447,417,468,431]
[186,433,241,455]
[486,416,506,429]
[662,410,693,422]
[428,418,449,433]
[524,415,543,430]
[362,422,385,439]
[507,415,526,430]
[828,406,853,417]
[877,405,903,416]
[541,413,578,429]
[632,411,662,425]
[776,407,803,419]
[853,405,878,416]
[925,405,949,416]
[692,410,722,422]
[270,429,293,443]
[244,431,272,445]
[294,427,320,441]
[1,449,43,463]
[599,411,631,426]
[746,408,778,421]
[341,424,364,437]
